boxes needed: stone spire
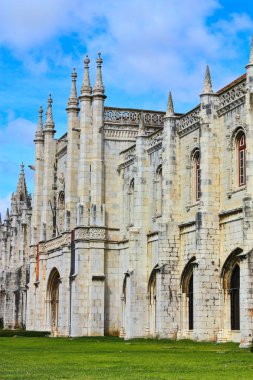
[35,106,44,140]
[165,92,175,117]
[138,113,146,136]
[93,52,105,95]
[67,68,79,110]
[201,65,213,94]
[247,35,253,67]
[80,55,92,95]
[16,162,29,203]
[5,208,9,221]
[44,94,55,131]
[0,212,2,225]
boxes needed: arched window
[192,150,200,201]
[181,257,195,332]
[230,265,240,330]
[128,179,135,226]
[221,248,242,334]
[237,132,246,186]
[155,166,162,216]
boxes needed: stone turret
[90,53,106,226]
[65,68,80,228]
[193,65,220,340]
[77,55,93,226]
[40,95,56,240]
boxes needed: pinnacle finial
[166,92,175,116]
[0,212,2,225]
[93,52,105,94]
[248,35,253,66]
[67,68,79,110]
[81,54,92,95]
[202,65,213,94]
[44,94,55,130]
[35,106,43,139]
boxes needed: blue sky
[1,0,253,215]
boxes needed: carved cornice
[217,80,246,116]
[75,227,106,241]
[176,107,201,137]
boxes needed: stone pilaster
[65,69,80,228]
[158,93,180,338]
[193,66,220,340]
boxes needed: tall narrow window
[230,265,240,330]
[156,166,162,216]
[188,273,193,330]
[128,179,135,226]
[238,133,246,186]
[193,150,200,201]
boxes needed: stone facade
[1,41,253,345]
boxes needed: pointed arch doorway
[47,268,60,336]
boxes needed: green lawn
[0,337,252,379]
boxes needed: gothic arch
[221,248,242,332]
[221,247,242,291]
[47,267,61,336]
[147,264,159,336]
[181,257,196,331]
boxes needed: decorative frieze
[74,227,106,241]
[40,233,71,253]
[104,107,164,127]
[176,107,200,137]
[147,130,163,154]
[217,80,246,116]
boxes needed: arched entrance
[47,268,60,336]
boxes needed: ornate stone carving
[74,227,106,241]
[217,80,246,116]
[40,233,71,253]
[147,131,163,154]
[104,107,164,126]
[176,107,200,137]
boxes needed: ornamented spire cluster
[44,94,55,131]
[201,65,213,94]
[67,68,79,110]
[166,92,175,117]
[80,55,92,95]
[35,106,44,139]
[93,52,105,95]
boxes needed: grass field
[0,337,252,379]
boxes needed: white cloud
[0,115,36,145]
[1,0,252,106]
